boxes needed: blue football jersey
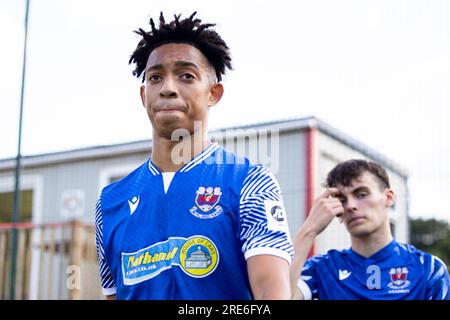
[297,240,450,300]
[95,143,294,299]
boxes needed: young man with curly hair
[95,12,293,300]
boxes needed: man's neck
[350,225,393,258]
[151,131,209,172]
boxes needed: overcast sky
[1,0,449,223]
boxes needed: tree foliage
[409,218,450,268]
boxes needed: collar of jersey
[348,240,397,263]
[147,142,219,176]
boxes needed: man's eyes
[147,73,195,81]
[356,192,367,198]
[180,73,195,80]
[338,192,367,203]
[148,74,162,81]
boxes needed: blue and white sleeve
[239,165,294,264]
[426,255,450,300]
[297,257,319,300]
[95,197,117,296]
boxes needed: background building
[0,116,409,299]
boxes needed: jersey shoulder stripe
[95,197,116,290]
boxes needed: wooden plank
[37,227,45,300]
[47,227,56,300]
[3,231,10,300]
[86,227,94,261]
[0,231,7,299]
[58,225,66,299]
[68,220,82,300]
[15,229,26,299]
[23,228,33,300]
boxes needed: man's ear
[208,83,224,107]
[385,188,395,208]
[140,85,146,108]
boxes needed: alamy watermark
[170,121,280,174]
[66,265,80,290]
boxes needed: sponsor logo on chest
[121,235,219,285]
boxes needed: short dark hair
[129,12,232,83]
[326,159,390,190]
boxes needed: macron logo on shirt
[128,196,140,215]
[339,269,352,281]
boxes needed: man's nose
[159,77,178,98]
[344,197,357,213]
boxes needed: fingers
[312,196,344,215]
[318,187,340,199]
[333,206,345,216]
[328,198,343,207]
[327,202,344,215]
[316,197,342,208]
[306,189,347,236]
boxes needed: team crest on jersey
[189,186,223,219]
[388,267,411,290]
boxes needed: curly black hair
[129,12,232,83]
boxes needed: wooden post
[58,225,66,299]
[15,228,26,299]
[68,220,82,300]
[3,230,10,300]
[47,226,55,300]
[37,226,45,299]
[0,231,7,299]
[24,228,33,300]
[87,227,95,261]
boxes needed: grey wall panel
[218,130,306,237]
[21,153,149,224]
[274,131,307,236]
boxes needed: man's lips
[348,216,366,225]
[154,104,186,112]
[157,108,183,112]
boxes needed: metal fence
[0,220,103,300]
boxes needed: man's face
[335,171,395,238]
[140,43,223,140]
